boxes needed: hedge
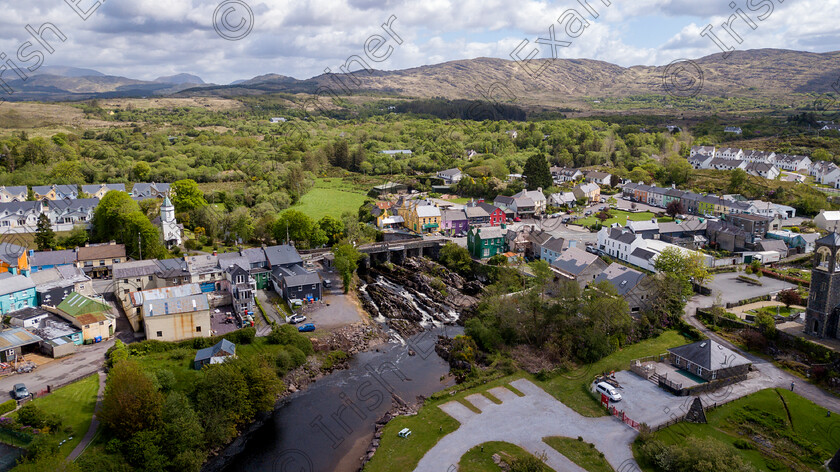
[0,399,15,416]
[129,327,256,355]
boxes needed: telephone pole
[138,232,142,260]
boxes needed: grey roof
[30,249,77,268]
[631,248,657,261]
[144,293,209,317]
[274,264,321,287]
[31,266,88,290]
[541,237,567,253]
[800,233,820,243]
[0,242,26,266]
[265,245,303,267]
[477,202,502,214]
[668,339,751,371]
[0,186,27,196]
[529,230,554,246]
[608,228,638,245]
[32,184,76,196]
[113,260,160,279]
[132,182,171,195]
[8,307,50,321]
[0,200,42,216]
[241,247,268,265]
[758,239,789,254]
[438,168,462,177]
[658,219,707,234]
[219,255,250,272]
[816,232,840,247]
[442,209,467,222]
[594,263,646,296]
[0,274,35,296]
[464,205,489,219]
[82,183,126,194]
[154,258,189,278]
[472,226,504,240]
[627,219,659,232]
[185,254,220,274]
[551,247,600,276]
[585,170,611,179]
[195,339,236,363]
[494,195,515,206]
[0,327,42,350]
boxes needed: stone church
[805,233,840,338]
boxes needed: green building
[467,225,506,259]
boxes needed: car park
[289,314,307,324]
[595,381,622,402]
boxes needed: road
[0,339,113,402]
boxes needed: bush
[0,399,16,416]
[156,369,176,393]
[733,438,755,450]
[267,324,313,355]
[321,350,348,370]
[224,327,255,345]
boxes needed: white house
[724,126,743,135]
[584,171,613,186]
[742,150,775,164]
[773,154,811,172]
[717,147,744,160]
[436,168,463,184]
[550,167,583,183]
[689,146,716,158]
[709,158,747,171]
[549,192,576,208]
[744,162,780,180]
[814,210,840,231]
[688,154,714,170]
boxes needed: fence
[609,406,641,431]
[725,294,771,309]
[759,268,810,287]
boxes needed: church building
[805,233,840,338]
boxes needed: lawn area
[459,441,551,472]
[535,330,689,417]
[13,374,100,457]
[543,436,614,472]
[634,388,840,472]
[290,177,370,221]
[447,197,472,204]
[572,210,670,228]
[748,305,803,318]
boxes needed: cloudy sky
[1,0,839,84]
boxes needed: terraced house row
[621,183,796,220]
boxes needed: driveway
[0,339,112,402]
[414,379,638,472]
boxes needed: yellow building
[404,201,442,233]
[142,294,211,342]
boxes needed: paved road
[414,379,638,472]
[0,340,112,402]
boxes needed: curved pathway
[414,379,638,472]
[68,370,106,461]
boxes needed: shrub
[155,369,176,393]
[733,439,755,450]
[0,399,16,416]
[321,350,348,370]
[225,327,256,345]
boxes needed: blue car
[297,323,316,332]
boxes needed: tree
[528,259,552,289]
[171,179,206,213]
[627,167,651,184]
[92,191,166,259]
[523,153,551,190]
[665,155,693,185]
[273,210,317,248]
[318,216,345,246]
[666,200,685,218]
[728,168,747,193]
[58,225,89,249]
[334,243,361,293]
[133,161,151,181]
[34,213,56,250]
[778,288,802,308]
[99,360,164,439]
[439,242,472,274]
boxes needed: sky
[0,0,839,84]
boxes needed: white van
[595,382,622,402]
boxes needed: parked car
[584,210,592,216]
[595,382,622,402]
[323,279,332,288]
[12,383,29,400]
[514,217,521,222]
[289,314,307,324]
[297,323,316,332]
[561,217,570,223]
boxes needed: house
[33,184,77,201]
[757,239,789,258]
[662,188,685,208]
[572,183,600,204]
[679,192,703,215]
[505,227,531,255]
[766,230,818,254]
[113,259,167,299]
[143,293,211,342]
[550,247,608,289]
[724,126,743,135]
[76,242,126,278]
[220,258,256,317]
[194,339,236,369]
[478,202,507,226]
[48,198,98,231]
[406,202,441,233]
[436,168,463,184]
[441,209,469,235]
[821,124,840,132]
[627,219,660,239]
[540,237,572,265]
[82,183,126,199]
[0,273,36,315]
[31,265,93,306]
[772,154,811,172]
[493,195,515,217]
[127,284,204,332]
[0,186,27,202]
[29,249,76,273]
[550,167,583,183]
[747,200,795,219]
[549,192,576,208]
[377,214,405,230]
[645,186,667,208]
[467,226,506,259]
[131,182,171,199]
[744,162,780,180]
[0,242,29,275]
[584,171,613,186]
[742,150,775,164]
[508,189,547,217]
[370,182,408,196]
[689,146,716,158]
[724,213,776,238]
[814,210,840,231]
[657,218,708,249]
[54,292,116,342]
[717,147,744,160]
[269,117,287,123]
[464,204,490,226]
[379,150,412,156]
[30,312,83,358]
[0,327,42,362]
[218,247,271,289]
[265,245,321,302]
[708,158,746,171]
[156,195,182,248]
[706,221,748,252]
[667,339,751,381]
[505,130,518,139]
[8,307,51,329]
[599,226,712,272]
[818,164,840,185]
[593,263,650,313]
[0,201,42,233]
[688,154,714,170]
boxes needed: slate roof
[273,264,321,287]
[76,243,125,261]
[442,209,467,222]
[113,260,160,279]
[144,293,209,317]
[30,266,88,290]
[7,307,50,321]
[551,247,600,276]
[32,184,76,197]
[0,201,42,216]
[0,274,35,296]
[0,186,27,196]
[668,339,751,371]
[758,239,789,254]
[464,206,489,219]
[0,242,26,266]
[130,284,203,307]
[154,258,189,278]
[541,237,567,253]
[627,219,659,232]
[438,168,462,178]
[416,205,441,218]
[472,226,504,240]
[630,248,657,261]
[608,227,639,245]
[82,183,126,195]
[477,202,502,214]
[594,263,646,296]
[30,249,77,268]
[264,245,303,267]
[194,339,236,363]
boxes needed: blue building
[29,249,77,273]
[0,274,37,314]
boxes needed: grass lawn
[13,374,100,457]
[459,441,551,472]
[448,197,472,204]
[748,306,802,317]
[572,210,669,228]
[634,388,840,472]
[543,436,614,472]
[535,330,689,417]
[290,178,370,221]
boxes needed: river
[224,326,461,472]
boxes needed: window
[148,275,153,281]
[113,259,120,264]
[123,279,128,283]
[157,331,163,337]
[196,326,202,332]
[85,261,93,267]
[79,284,85,290]
[99,321,104,325]
[99,260,105,266]
[16,219,25,226]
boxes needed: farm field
[290,178,371,221]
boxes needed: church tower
[161,194,175,223]
[158,193,182,248]
[805,233,840,338]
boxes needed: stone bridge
[358,237,449,265]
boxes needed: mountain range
[3,49,839,107]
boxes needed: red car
[514,216,521,222]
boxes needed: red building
[478,202,506,226]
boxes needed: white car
[595,382,622,402]
[289,314,307,324]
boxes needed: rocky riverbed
[358,257,482,338]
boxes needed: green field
[572,210,671,228]
[543,436,614,472]
[13,374,100,457]
[634,388,840,472]
[290,178,370,220]
[364,330,689,471]
[459,441,551,472]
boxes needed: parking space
[610,370,691,427]
[703,272,796,305]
